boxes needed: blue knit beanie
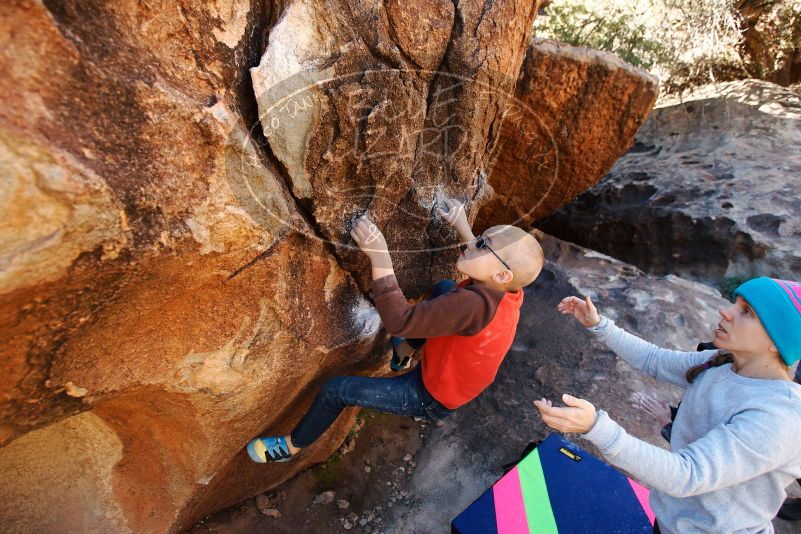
[734,277,801,366]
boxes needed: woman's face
[714,296,775,356]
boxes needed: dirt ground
[191,261,801,534]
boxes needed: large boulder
[540,79,801,283]
[475,39,659,229]
[0,2,384,531]
[0,0,542,532]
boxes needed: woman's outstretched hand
[557,295,601,328]
[534,394,598,434]
[632,392,673,427]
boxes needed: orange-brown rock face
[475,39,659,229]
[0,0,541,532]
[249,0,539,292]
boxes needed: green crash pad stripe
[518,448,559,534]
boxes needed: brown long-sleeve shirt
[371,273,525,409]
[371,274,506,338]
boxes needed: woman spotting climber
[535,277,801,533]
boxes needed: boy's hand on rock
[534,394,598,434]
[557,295,601,328]
[436,198,469,231]
[350,215,390,266]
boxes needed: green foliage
[348,410,372,439]
[314,453,343,485]
[534,0,801,92]
[535,1,673,69]
[314,409,376,485]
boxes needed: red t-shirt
[371,275,524,409]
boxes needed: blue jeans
[290,366,454,447]
[290,279,458,448]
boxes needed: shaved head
[484,225,544,290]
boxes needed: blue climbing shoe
[390,337,413,372]
[247,436,294,463]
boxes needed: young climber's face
[456,227,512,283]
[714,296,775,356]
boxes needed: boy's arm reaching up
[350,215,503,339]
[350,215,394,282]
[436,198,475,244]
[349,198,473,281]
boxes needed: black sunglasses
[459,236,512,271]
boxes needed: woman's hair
[686,349,790,383]
[686,351,733,383]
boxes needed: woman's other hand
[557,295,601,328]
[534,394,598,434]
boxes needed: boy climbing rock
[246,198,544,463]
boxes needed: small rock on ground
[313,490,335,505]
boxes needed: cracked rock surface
[249,0,540,293]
